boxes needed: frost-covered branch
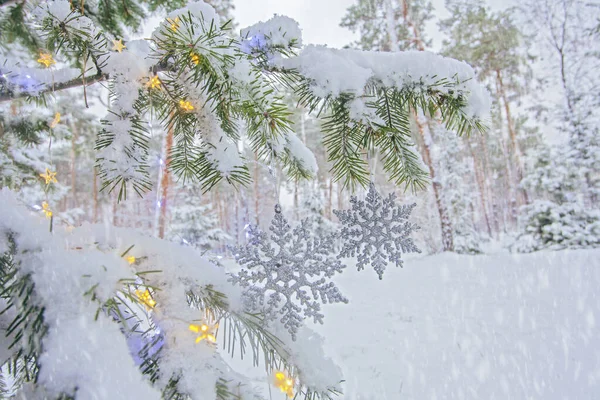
[0,189,343,399]
[1,0,489,198]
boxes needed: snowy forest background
[3,0,598,256]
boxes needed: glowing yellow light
[179,100,194,112]
[146,76,161,89]
[273,371,295,398]
[37,52,55,68]
[135,289,156,310]
[189,322,218,343]
[50,112,61,128]
[125,255,136,264]
[191,53,201,65]
[42,201,52,218]
[112,39,126,53]
[167,17,180,31]
[39,168,58,185]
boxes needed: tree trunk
[415,117,454,251]
[496,69,529,205]
[402,0,426,51]
[92,166,98,223]
[157,121,174,239]
[70,123,78,212]
[467,140,493,237]
[401,0,452,251]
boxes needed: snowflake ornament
[230,205,347,340]
[333,182,421,280]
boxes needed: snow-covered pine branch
[0,188,342,399]
[1,0,489,198]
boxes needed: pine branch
[0,234,47,392]
[0,72,107,103]
[0,0,20,7]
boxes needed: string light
[191,53,201,65]
[41,201,52,218]
[39,168,58,185]
[37,52,55,68]
[189,322,218,343]
[179,100,194,112]
[125,255,136,264]
[112,39,126,53]
[146,75,161,89]
[49,112,61,128]
[135,289,156,310]
[167,17,180,31]
[273,371,295,398]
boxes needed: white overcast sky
[232,0,514,50]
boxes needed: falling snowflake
[333,182,421,280]
[230,205,347,340]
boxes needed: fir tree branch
[0,72,107,103]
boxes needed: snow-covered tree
[513,0,600,252]
[168,183,230,252]
[431,125,482,254]
[340,0,434,52]
[440,0,534,228]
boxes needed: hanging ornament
[39,168,58,185]
[179,100,194,112]
[49,112,61,128]
[135,288,156,311]
[111,39,126,53]
[273,370,295,398]
[230,205,347,340]
[41,201,53,218]
[189,321,218,343]
[333,182,421,280]
[37,52,55,68]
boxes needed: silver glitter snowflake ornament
[230,205,348,340]
[333,182,421,280]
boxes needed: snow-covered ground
[307,249,600,399]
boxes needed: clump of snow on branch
[0,61,81,97]
[167,1,220,26]
[96,113,148,185]
[348,97,385,126]
[104,40,154,83]
[205,135,244,176]
[278,45,491,119]
[152,1,220,43]
[33,0,98,36]
[272,324,343,393]
[241,15,303,49]
[285,132,318,175]
[0,189,161,399]
[187,89,245,175]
